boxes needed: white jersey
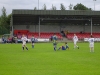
[21,36,27,43]
[73,35,78,42]
[88,38,94,44]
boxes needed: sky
[0,0,100,15]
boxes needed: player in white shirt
[88,35,94,52]
[21,35,28,50]
[73,34,79,49]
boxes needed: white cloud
[0,0,100,15]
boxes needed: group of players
[21,35,35,50]
[21,33,94,52]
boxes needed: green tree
[69,3,73,10]
[34,7,37,10]
[0,7,7,26]
[42,4,47,10]
[60,3,66,10]
[51,4,57,10]
[0,7,10,34]
[6,14,12,30]
[73,3,92,10]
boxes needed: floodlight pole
[93,0,96,10]
[91,18,93,35]
[39,17,40,38]
[38,0,39,10]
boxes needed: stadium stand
[14,29,100,40]
[12,10,100,42]
[14,30,62,39]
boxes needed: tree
[60,3,66,10]
[0,7,10,34]
[69,3,73,10]
[34,7,37,10]
[51,4,57,10]
[42,4,47,10]
[6,14,12,30]
[0,7,7,26]
[73,3,92,10]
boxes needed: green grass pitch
[0,42,100,75]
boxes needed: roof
[12,10,100,25]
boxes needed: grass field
[0,42,100,75]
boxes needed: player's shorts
[22,42,26,45]
[89,43,94,47]
[32,41,35,43]
[62,46,66,50]
[74,41,77,44]
[53,43,57,46]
